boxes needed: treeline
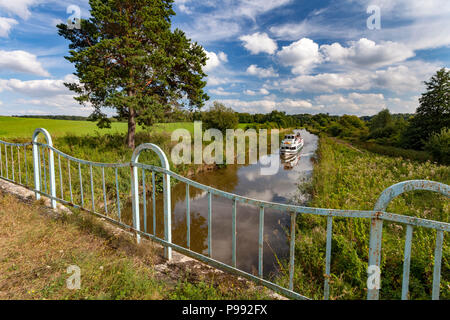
[13,115,89,121]
[298,68,449,164]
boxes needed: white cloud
[0,50,50,77]
[209,87,238,96]
[175,1,292,43]
[0,0,37,20]
[0,74,76,96]
[175,0,192,14]
[0,74,92,116]
[320,38,415,68]
[218,99,277,113]
[207,76,232,86]
[0,17,18,37]
[244,88,270,96]
[204,50,228,72]
[313,93,386,115]
[277,38,322,74]
[275,60,440,94]
[234,0,293,20]
[217,52,228,62]
[386,96,420,114]
[8,95,94,116]
[217,97,317,114]
[270,0,450,52]
[276,72,367,93]
[246,65,278,78]
[240,32,278,55]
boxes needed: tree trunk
[126,107,137,149]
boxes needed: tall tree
[403,68,450,149]
[369,109,392,133]
[58,0,209,149]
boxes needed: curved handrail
[34,142,129,168]
[32,128,56,208]
[131,143,172,259]
[375,180,450,211]
[368,179,450,300]
[0,139,32,147]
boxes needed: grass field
[0,116,131,139]
[0,192,271,299]
[277,135,449,300]
[0,117,250,140]
[0,116,200,139]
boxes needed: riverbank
[0,188,276,300]
[278,135,449,300]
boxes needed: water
[132,130,318,278]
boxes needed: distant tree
[202,102,238,133]
[403,68,450,149]
[238,112,254,124]
[369,109,392,132]
[58,0,209,149]
[340,115,366,129]
[424,128,450,164]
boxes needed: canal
[137,129,318,278]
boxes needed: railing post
[32,128,56,209]
[163,163,172,259]
[367,213,383,300]
[370,180,450,300]
[131,143,172,260]
[131,162,141,243]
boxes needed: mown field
[278,135,449,300]
[0,116,198,139]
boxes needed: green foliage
[367,110,408,146]
[202,102,239,133]
[354,141,433,162]
[403,68,450,150]
[304,137,450,299]
[57,0,209,148]
[12,115,90,121]
[277,136,449,299]
[425,127,450,164]
[0,116,131,139]
[168,279,270,300]
[369,109,392,131]
[236,110,301,129]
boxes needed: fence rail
[0,128,448,300]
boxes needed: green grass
[0,116,196,139]
[0,116,131,139]
[277,135,449,300]
[0,192,272,300]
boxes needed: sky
[0,0,449,117]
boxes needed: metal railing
[0,128,448,300]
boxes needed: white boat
[281,152,301,170]
[280,132,304,156]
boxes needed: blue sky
[0,0,449,116]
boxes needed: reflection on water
[126,130,318,278]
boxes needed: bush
[425,127,450,164]
[202,102,238,133]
